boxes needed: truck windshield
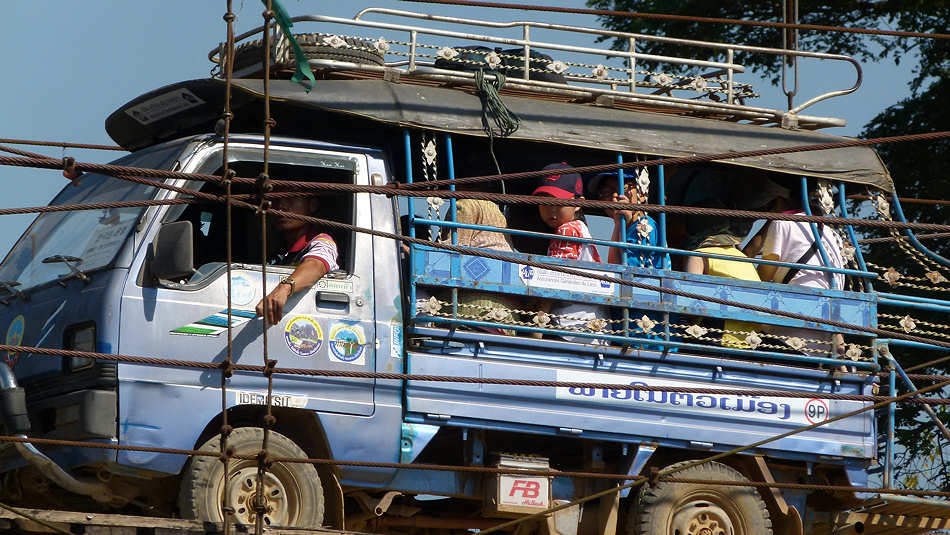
[0,144,182,291]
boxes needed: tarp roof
[106,78,892,191]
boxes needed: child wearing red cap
[532,163,608,344]
[534,163,602,262]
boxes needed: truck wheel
[627,461,772,535]
[233,32,385,73]
[179,427,325,529]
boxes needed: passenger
[532,163,610,343]
[441,197,520,335]
[589,169,671,350]
[684,203,760,348]
[256,195,338,326]
[745,186,846,356]
[588,169,669,269]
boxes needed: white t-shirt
[761,216,844,290]
[761,215,844,355]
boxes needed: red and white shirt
[272,229,339,272]
[548,220,601,262]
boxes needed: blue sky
[1,1,915,254]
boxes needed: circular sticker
[284,316,323,357]
[328,323,367,364]
[5,315,25,368]
[804,398,829,424]
[229,273,256,307]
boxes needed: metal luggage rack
[211,8,863,129]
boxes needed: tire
[626,461,772,535]
[233,32,384,74]
[178,427,325,529]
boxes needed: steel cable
[219,2,238,533]
[254,4,276,534]
[0,343,946,404]
[0,138,124,151]
[5,191,950,358]
[228,199,950,353]
[8,164,950,233]
[0,433,946,499]
[398,0,950,41]
[476,377,950,533]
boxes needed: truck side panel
[406,348,873,459]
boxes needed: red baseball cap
[532,162,583,199]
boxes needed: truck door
[116,142,376,470]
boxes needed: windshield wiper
[42,255,90,285]
[0,281,28,304]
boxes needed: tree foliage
[590,0,950,490]
[587,1,949,88]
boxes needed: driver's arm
[256,258,329,326]
[256,234,338,326]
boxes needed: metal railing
[209,8,862,129]
[402,129,879,370]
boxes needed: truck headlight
[63,323,96,372]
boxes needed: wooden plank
[833,510,950,535]
[0,508,370,535]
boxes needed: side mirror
[151,221,194,281]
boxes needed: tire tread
[178,427,325,528]
[626,461,772,535]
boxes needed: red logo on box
[509,479,541,499]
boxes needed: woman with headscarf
[440,197,520,335]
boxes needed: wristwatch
[278,276,296,294]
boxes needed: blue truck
[0,9,947,535]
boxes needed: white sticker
[229,273,256,307]
[555,370,861,425]
[170,309,255,337]
[499,476,550,509]
[234,390,307,408]
[80,217,137,268]
[518,264,614,295]
[328,322,367,365]
[125,88,204,125]
[316,278,354,294]
[390,321,403,360]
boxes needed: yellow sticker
[5,315,25,368]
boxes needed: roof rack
[209,8,862,130]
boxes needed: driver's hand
[256,284,293,326]
[612,193,635,225]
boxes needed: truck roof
[106,78,892,191]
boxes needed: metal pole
[726,49,734,105]
[523,25,531,80]
[405,130,417,314]
[657,159,668,262]
[837,183,871,291]
[617,153,629,337]
[447,134,459,320]
[890,191,950,268]
[628,37,636,93]
[800,176,836,289]
[408,30,418,71]
[887,364,896,489]
[889,353,950,444]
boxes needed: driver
[255,195,338,326]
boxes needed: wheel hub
[226,466,291,527]
[671,501,735,535]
